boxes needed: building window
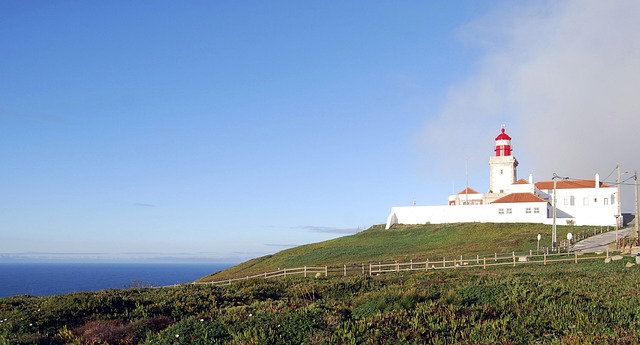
[534,207,540,213]
[498,208,504,214]
[570,196,575,206]
[564,198,569,205]
[594,198,597,203]
[506,208,512,214]
[525,207,531,214]
[583,197,589,206]
[604,198,608,205]
[500,169,504,175]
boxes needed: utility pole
[551,173,567,251]
[616,163,621,249]
[616,163,622,228]
[465,159,469,205]
[553,177,558,251]
[635,171,639,243]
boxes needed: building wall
[537,186,617,226]
[386,202,549,229]
[448,193,484,205]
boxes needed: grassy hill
[5,259,639,344]
[200,222,600,281]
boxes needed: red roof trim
[535,180,612,190]
[491,193,547,204]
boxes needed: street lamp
[552,173,569,251]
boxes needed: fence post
[344,265,346,277]
[362,264,365,275]
[544,253,547,265]
[454,258,457,269]
[530,249,532,256]
[228,279,231,286]
[284,268,287,278]
[477,255,479,264]
[304,266,307,278]
[606,248,609,258]
[325,266,328,277]
[495,253,497,262]
[483,257,486,269]
[396,261,399,272]
[369,263,372,276]
[574,251,578,264]
[410,259,413,270]
[513,255,516,267]
[443,257,446,268]
[426,258,429,271]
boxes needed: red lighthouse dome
[494,127,512,156]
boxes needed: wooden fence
[557,226,612,249]
[192,248,612,287]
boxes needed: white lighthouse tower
[488,127,518,196]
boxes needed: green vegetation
[2,259,639,344]
[202,223,602,281]
[2,223,625,344]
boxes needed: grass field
[3,258,639,344]
[200,222,603,281]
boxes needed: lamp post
[552,173,569,251]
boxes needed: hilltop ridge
[199,222,597,281]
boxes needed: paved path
[572,228,631,253]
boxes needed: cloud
[422,0,640,208]
[264,243,299,248]
[132,202,155,207]
[300,226,361,234]
[0,252,243,263]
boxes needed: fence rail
[191,248,613,287]
[368,251,608,275]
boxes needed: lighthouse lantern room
[494,128,512,156]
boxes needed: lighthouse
[488,127,518,195]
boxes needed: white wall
[542,186,618,226]
[386,202,549,229]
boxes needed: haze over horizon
[2,1,638,263]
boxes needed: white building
[386,127,618,229]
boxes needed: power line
[602,165,618,182]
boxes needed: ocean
[0,263,233,298]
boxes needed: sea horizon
[0,262,235,298]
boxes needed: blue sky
[2,1,639,263]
